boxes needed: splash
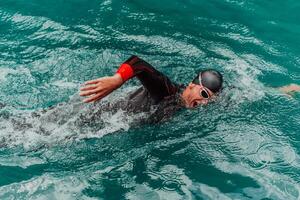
[0,87,147,149]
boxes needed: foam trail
[0,87,146,149]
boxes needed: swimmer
[80,55,222,112]
[79,55,300,121]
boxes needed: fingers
[83,92,108,103]
[80,85,97,91]
[79,88,102,96]
[80,76,115,103]
[84,78,102,85]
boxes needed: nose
[188,83,196,88]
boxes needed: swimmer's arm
[80,55,176,103]
[120,55,177,102]
[278,84,300,96]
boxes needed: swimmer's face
[181,82,214,108]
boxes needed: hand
[80,74,124,103]
[279,84,300,95]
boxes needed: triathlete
[79,55,222,121]
[79,55,300,122]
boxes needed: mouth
[191,101,198,108]
[187,95,196,108]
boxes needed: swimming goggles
[192,72,210,99]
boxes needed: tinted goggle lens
[201,90,209,99]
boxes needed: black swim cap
[193,69,223,93]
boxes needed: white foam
[0,68,14,82]
[191,183,232,200]
[0,173,95,200]
[209,45,265,103]
[0,87,146,149]
[0,155,45,169]
[0,67,33,84]
[51,80,79,88]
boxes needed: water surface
[0,0,300,199]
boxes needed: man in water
[79,55,300,121]
[79,55,222,121]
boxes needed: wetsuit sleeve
[116,55,178,103]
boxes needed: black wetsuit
[119,55,184,123]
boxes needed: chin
[187,101,197,108]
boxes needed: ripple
[162,179,181,191]
[116,33,205,58]
[247,142,296,170]
[1,0,300,199]
[11,13,44,30]
[284,181,300,199]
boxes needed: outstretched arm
[80,55,177,103]
[279,84,300,96]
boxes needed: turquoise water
[1,0,300,199]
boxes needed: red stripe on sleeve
[116,63,134,82]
